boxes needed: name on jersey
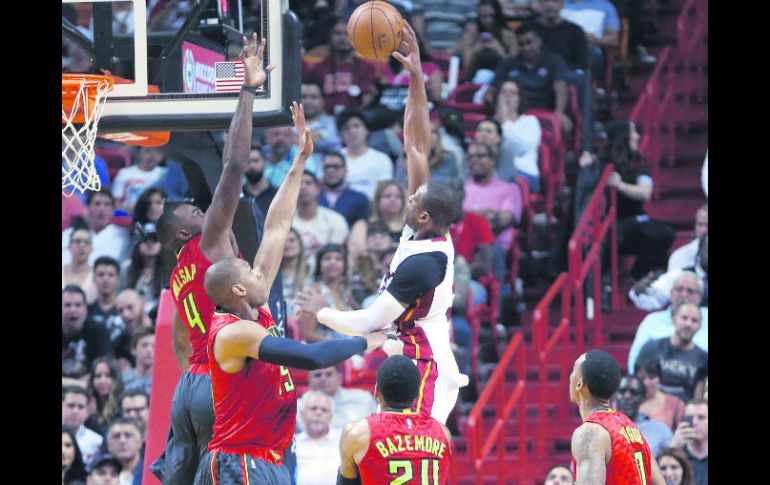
[171,264,197,299]
[374,434,446,459]
[619,426,644,445]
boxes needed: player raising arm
[151,33,275,485]
[193,103,387,485]
[297,21,468,425]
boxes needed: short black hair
[86,187,115,206]
[120,388,150,406]
[336,109,369,133]
[301,80,325,94]
[62,284,87,302]
[321,151,346,166]
[94,256,121,274]
[62,385,89,401]
[634,355,661,377]
[420,181,461,229]
[131,326,155,349]
[377,355,421,407]
[515,22,540,38]
[581,349,621,400]
[302,169,319,184]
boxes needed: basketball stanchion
[62,74,114,197]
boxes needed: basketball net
[62,76,113,197]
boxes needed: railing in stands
[531,272,572,455]
[465,332,526,485]
[568,164,618,353]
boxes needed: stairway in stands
[450,0,707,482]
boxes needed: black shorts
[194,450,292,485]
[150,370,215,485]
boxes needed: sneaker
[634,45,657,64]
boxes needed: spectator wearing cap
[317,151,371,228]
[119,225,163,316]
[292,170,350,272]
[62,189,131,266]
[86,452,122,485]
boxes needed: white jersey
[379,225,468,424]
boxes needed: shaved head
[204,258,247,305]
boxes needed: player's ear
[177,228,191,241]
[232,283,247,297]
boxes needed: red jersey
[573,409,653,485]
[358,411,451,485]
[207,308,297,461]
[170,235,215,367]
[449,212,496,263]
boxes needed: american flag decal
[215,62,265,93]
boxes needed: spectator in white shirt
[62,386,104,465]
[337,110,394,200]
[62,189,131,266]
[111,147,168,212]
[295,390,342,485]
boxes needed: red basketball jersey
[358,411,451,485]
[573,409,653,485]
[207,308,297,457]
[170,235,215,366]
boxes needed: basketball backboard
[62,0,301,135]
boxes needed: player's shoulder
[572,421,611,448]
[341,417,372,449]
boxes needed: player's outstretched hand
[290,101,313,160]
[392,21,421,76]
[296,289,330,318]
[363,330,390,351]
[240,33,276,88]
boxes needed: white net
[62,77,112,197]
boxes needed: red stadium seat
[462,112,488,140]
[445,83,490,115]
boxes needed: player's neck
[581,399,612,420]
[224,299,259,321]
[413,225,445,241]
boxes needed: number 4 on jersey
[183,293,205,334]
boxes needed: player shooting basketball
[296,21,468,425]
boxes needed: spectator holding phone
[670,400,708,485]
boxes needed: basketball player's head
[405,181,460,235]
[204,257,268,310]
[375,355,421,409]
[569,349,621,405]
[156,201,205,251]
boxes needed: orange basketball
[347,1,405,60]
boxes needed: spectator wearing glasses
[462,142,523,280]
[612,374,672,458]
[317,151,371,229]
[626,271,708,374]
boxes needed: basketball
[347,1,405,60]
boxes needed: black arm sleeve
[258,335,367,370]
[337,471,362,485]
[386,252,447,304]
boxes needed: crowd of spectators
[63,0,706,483]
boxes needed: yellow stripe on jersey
[415,360,433,414]
[410,335,420,360]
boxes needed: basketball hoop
[62,74,114,197]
